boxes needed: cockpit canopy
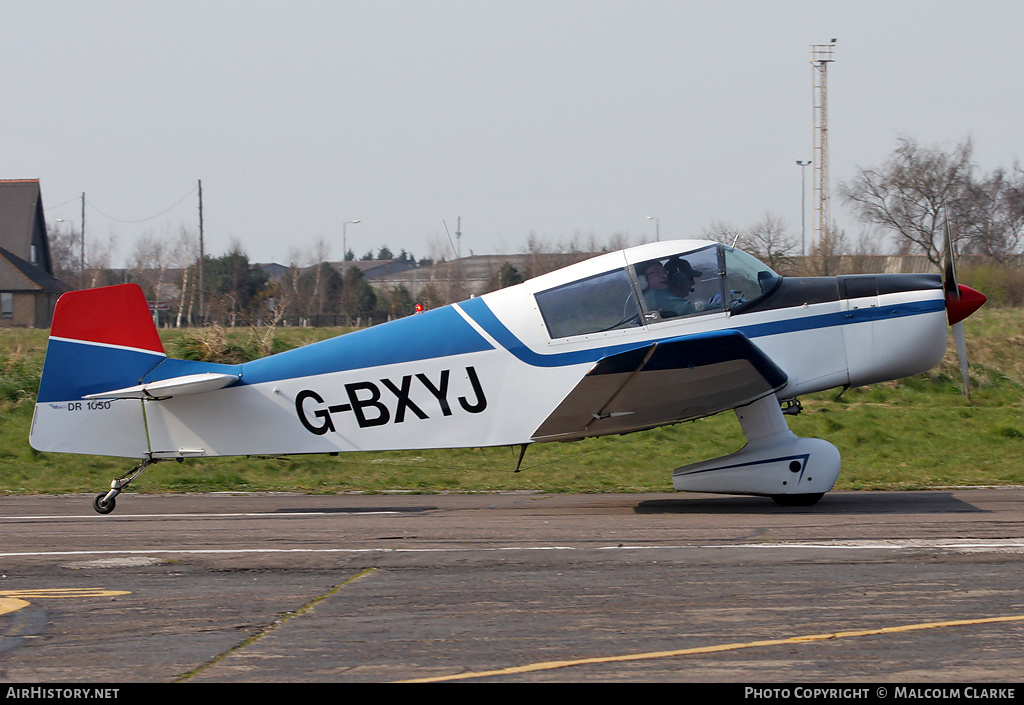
[534,243,781,340]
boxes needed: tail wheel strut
[92,458,163,514]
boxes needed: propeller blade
[952,321,971,401]
[943,213,958,297]
[940,207,984,399]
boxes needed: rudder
[31,284,164,457]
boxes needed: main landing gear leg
[672,395,840,504]
[93,458,161,514]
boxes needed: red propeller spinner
[946,284,987,326]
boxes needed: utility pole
[811,40,836,252]
[796,160,811,256]
[80,192,86,288]
[198,179,205,323]
[456,216,462,259]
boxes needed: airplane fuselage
[31,240,951,467]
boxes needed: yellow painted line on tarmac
[0,597,31,616]
[0,588,131,599]
[0,588,132,616]
[397,614,1024,683]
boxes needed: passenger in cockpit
[641,259,700,317]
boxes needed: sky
[4,1,1024,267]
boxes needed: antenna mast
[811,40,836,251]
[80,192,86,289]
[198,179,205,323]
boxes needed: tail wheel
[93,493,116,514]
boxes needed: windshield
[722,246,781,310]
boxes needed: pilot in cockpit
[641,258,700,317]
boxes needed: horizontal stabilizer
[83,372,241,400]
[532,330,787,441]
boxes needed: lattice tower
[811,42,836,250]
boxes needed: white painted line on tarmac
[0,511,405,520]
[2,538,1024,560]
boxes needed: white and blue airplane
[30,239,986,513]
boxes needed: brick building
[0,179,68,327]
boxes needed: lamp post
[796,160,811,256]
[342,220,360,268]
[646,216,660,242]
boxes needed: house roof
[0,179,45,262]
[0,245,68,293]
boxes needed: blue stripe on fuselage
[733,298,944,338]
[143,304,496,387]
[457,295,946,368]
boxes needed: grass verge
[1,310,1022,496]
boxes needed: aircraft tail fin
[31,284,165,457]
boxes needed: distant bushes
[961,263,1024,308]
[0,347,42,405]
[169,326,295,364]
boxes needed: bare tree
[172,226,199,327]
[523,232,555,279]
[844,226,887,274]
[85,232,119,288]
[741,213,798,274]
[839,136,974,267]
[129,230,169,309]
[45,224,81,287]
[701,216,798,274]
[308,238,332,316]
[278,247,306,322]
[604,231,632,253]
[700,220,745,248]
[807,222,847,276]
[960,164,1024,261]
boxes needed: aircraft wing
[532,330,788,441]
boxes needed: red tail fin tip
[50,284,165,354]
